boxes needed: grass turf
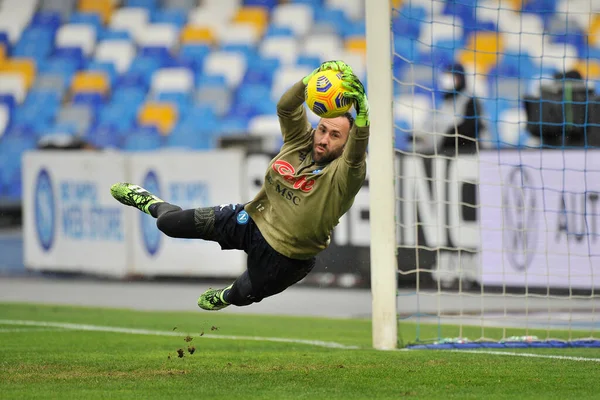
[1,303,599,399]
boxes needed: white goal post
[365,0,398,350]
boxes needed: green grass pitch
[1,303,599,399]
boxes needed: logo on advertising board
[141,170,161,256]
[502,165,538,271]
[34,168,55,252]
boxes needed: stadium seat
[180,25,215,45]
[95,39,137,74]
[345,36,366,56]
[85,124,123,148]
[459,32,504,75]
[165,125,217,150]
[138,102,178,135]
[0,104,9,138]
[122,128,164,151]
[70,12,104,33]
[162,0,197,12]
[302,33,344,60]
[200,0,241,21]
[233,6,269,36]
[0,58,36,90]
[56,104,94,135]
[195,84,231,117]
[536,43,577,72]
[203,51,247,88]
[270,65,312,102]
[248,114,281,137]
[271,3,314,36]
[78,0,114,24]
[259,36,299,65]
[188,4,236,31]
[574,59,600,80]
[109,7,150,42]
[150,67,194,95]
[0,74,27,103]
[497,107,528,147]
[55,23,97,57]
[125,0,159,11]
[152,8,188,27]
[218,23,261,47]
[419,16,465,49]
[137,23,179,49]
[326,0,365,21]
[71,71,110,96]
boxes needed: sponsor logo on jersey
[236,210,249,224]
[272,160,315,192]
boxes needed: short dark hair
[341,111,354,129]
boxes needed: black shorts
[210,203,316,303]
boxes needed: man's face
[312,116,351,163]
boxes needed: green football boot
[110,183,163,215]
[197,285,232,311]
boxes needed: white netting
[392,0,600,347]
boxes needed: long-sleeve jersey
[244,80,370,260]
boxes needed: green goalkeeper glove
[302,60,354,85]
[341,73,369,127]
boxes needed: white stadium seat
[418,15,464,48]
[56,24,97,56]
[271,3,313,36]
[326,0,364,21]
[0,103,9,138]
[94,40,136,74]
[109,7,149,43]
[203,51,247,88]
[151,68,194,94]
[248,114,281,137]
[136,24,179,48]
[218,23,261,46]
[271,65,313,102]
[260,36,299,66]
[0,73,26,103]
[301,34,344,60]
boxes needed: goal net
[368,0,600,349]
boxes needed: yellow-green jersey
[244,80,370,260]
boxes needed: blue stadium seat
[69,12,103,32]
[264,25,294,38]
[244,0,278,10]
[97,29,132,41]
[151,9,188,27]
[218,117,249,136]
[0,136,38,199]
[154,91,193,116]
[125,0,159,11]
[86,124,124,148]
[30,11,62,31]
[165,125,217,150]
[52,47,87,69]
[121,127,163,151]
[86,61,118,86]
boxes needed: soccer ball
[305,69,353,118]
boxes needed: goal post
[366,0,600,350]
[365,0,398,350]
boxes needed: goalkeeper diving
[110,61,370,310]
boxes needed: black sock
[149,202,181,218]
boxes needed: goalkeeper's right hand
[341,73,369,127]
[302,60,354,85]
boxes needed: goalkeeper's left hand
[341,73,370,127]
[302,60,354,85]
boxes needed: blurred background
[1,0,600,289]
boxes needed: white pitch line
[0,328,65,333]
[0,320,359,350]
[445,349,600,363]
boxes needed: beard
[311,141,344,163]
